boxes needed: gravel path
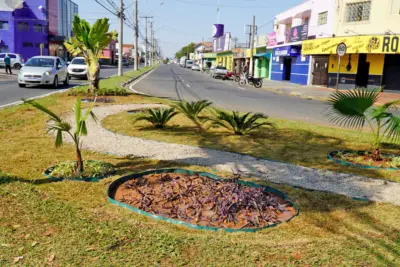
[63,104,400,206]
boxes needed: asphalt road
[0,66,134,107]
[132,64,334,125]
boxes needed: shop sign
[266,32,277,47]
[212,24,224,38]
[274,46,300,57]
[302,35,400,55]
[213,32,232,52]
[289,24,309,42]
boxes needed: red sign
[266,32,277,47]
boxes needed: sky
[78,0,305,57]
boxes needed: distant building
[0,0,78,61]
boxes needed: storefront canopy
[254,52,271,58]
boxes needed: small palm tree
[209,110,272,135]
[22,97,97,173]
[326,88,400,159]
[64,15,117,93]
[172,100,212,130]
[133,108,178,129]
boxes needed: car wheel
[18,83,26,88]
[53,75,58,89]
[63,74,69,86]
[14,63,21,70]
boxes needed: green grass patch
[48,160,114,179]
[103,109,400,182]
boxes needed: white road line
[128,68,157,96]
[186,84,191,88]
[237,87,246,91]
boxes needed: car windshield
[193,64,199,67]
[216,66,227,70]
[25,58,55,68]
[71,58,86,65]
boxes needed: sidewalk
[261,80,400,104]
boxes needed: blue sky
[78,0,304,57]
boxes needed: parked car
[67,57,88,79]
[191,64,201,71]
[18,56,69,88]
[210,66,228,78]
[185,60,194,69]
[0,53,24,69]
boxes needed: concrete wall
[336,0,400,36]
[307,0,337,38]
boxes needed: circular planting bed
[108,169,298,232]
[44,160,115,182]
[82,97,115,103]
[328,151,400,171]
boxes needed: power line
[174,0,280,8]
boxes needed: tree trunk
[371,148,381,161]
[88,65,100,94]
[75,147,84,174]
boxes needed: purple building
[0,0,78,62]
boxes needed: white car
[210,66,228,78]
[0,53,24,69]
[191,64,201,71]
[18,56,69,88]
[68,57,88,79]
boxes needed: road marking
[186,84,191,88]
[128,67,157,96]
[237,87,246,91]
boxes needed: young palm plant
[133,108,178,129]
[209,110,272,135]
[64,15,117,93]
[326,88,400,159]
[22,97,97,173]
[172,100,212,130]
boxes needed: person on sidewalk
[4,54,12,75]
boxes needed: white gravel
[62,104,400,206]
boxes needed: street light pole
[133,0,139,70]
[249,15,255,76]
[118,0,124,76]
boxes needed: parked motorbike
[238,75,263,88]
[222,71,237,81]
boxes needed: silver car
[191,64,201,71]
[18,56,69,88]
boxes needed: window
[0,54,5,58]
[34,24,42,32]
[17,22,29,31]
[303,17,310,25]
[346,1,371,22]
[318,12,328,25]
[23,42,33,48]
[0,21,8,30]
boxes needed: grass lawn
[103,108,400,182]
[0,73,400,265]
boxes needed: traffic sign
[337,43,347,57]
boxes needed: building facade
[0,0,78,61]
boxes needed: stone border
[122,66,157,87]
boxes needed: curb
[107,168,299,233]
[122,66,157,87]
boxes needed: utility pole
[140,16,153,67]
[133,0,139,70]
[150,21,153,66]
[118,0,124,76]
[249,15,255,76]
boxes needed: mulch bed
[114,173,296,229]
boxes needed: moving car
[67,57,88,79]
[0,53,24,69]
[18,56,69,88]
[191,64,201,71]
[185,60,194,69]
[210,66,228,78]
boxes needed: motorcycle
[238,75,263,88]
[222,71,238,81]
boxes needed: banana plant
[172,100,212,130]
[326,88,400,159]
[64,15,117,93]
[133,108,178,129]
[22,98,97,173]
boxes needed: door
[356,54,369,88]
[312,57,329,85]
[383,54,400,90]
[283,57,292,81]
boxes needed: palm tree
[172,100,212,130]
[326,88,400,159]
[64,15,117,93]
[133,108,178,129]
[209,110,272,135]
[22,98,97,173]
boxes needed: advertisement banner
[266,32,277,47]
[213,33,231,52]
[274,46,301,57]
[212,24,224,38]
[302,35,400,55]
[289,24,309,42]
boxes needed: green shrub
[50,160,114,179]
[172,100,212,130]
[133,108,178,129]
[69,86,129,96]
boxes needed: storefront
[202,53,217,69]
[271,45,310,85]
[216,51,234,71]
[253,49,272,79]
[302,35,400,90]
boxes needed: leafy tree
[172,100,212,131]
[209,110,272,135]
[175,42,196,59]
[133,108,178,129]
[326,88,400,159]
[64,15,117,93]
[22,98,97,173]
